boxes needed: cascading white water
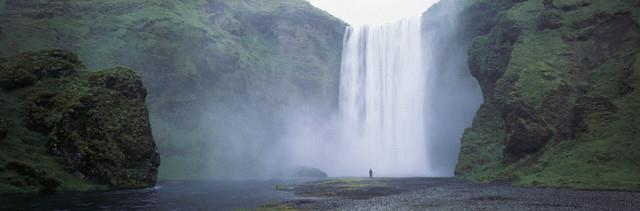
[284,2,482,178]
[338,17,431,176]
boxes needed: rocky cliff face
[0,0,345,179]
[456,0,640,190]
[0,49,159,194]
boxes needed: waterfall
[339,17,431,176]
[283,1,482,177]
[336,8,483,177]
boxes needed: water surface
[0,180,309,210]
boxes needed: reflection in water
[0,180,307,210]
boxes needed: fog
[199,0,482,178]
[420,0,483,175]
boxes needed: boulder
[47,67,160,188]
[0,49,160,192]
[293,166,328,178]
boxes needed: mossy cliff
[0,0,345,179]
[0,49,160,194]
[456,0,640,190]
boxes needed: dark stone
[540,83,573,140]
[618,82,634,96]
[589,12,638,59]
[543,0,555,9]
[37,176,61,194]
[571,96,618,138]
[293,167,328,178]
[26,93,58,133]
[570,11,610,30]
[0,117,7,140]
[554,0,591,12]
[618,58,636,96]
[502,102,552,158]
[0,69,35,90]
[567,12,640,90]
[498,19,522,49]
[538,10,563,30]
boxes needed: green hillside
[0,0,345,179]
[456,0,640,191]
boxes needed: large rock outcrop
[456,0,640,190]
[0,49,159,194]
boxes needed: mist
[195,0,481,178]
[421,0,483,175]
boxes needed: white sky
[307,0,439,26]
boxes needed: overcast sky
[307,0,439,26]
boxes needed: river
[0,179,311,210]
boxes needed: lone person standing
[369,168,373,178]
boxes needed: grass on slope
[458,0,640,191]
[0,86,105,194]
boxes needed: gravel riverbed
[278,178,640,210]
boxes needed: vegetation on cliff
[0,49,159,194]
[457,0,640,191]
[0,0,345,179]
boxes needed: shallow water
[0,179,310,210]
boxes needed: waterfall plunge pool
[0,179,317,210]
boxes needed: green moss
[0,86,102,195]
[456,103,507,178]
[1,50,157,194]
[0,137,104,194]
[505,31,568,107]
[0,0,346,179]
[457,0,640,191]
